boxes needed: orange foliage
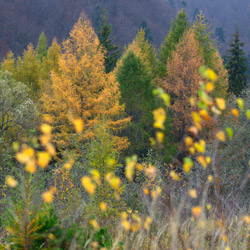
[41,13,130,150]
[162,31,204,140]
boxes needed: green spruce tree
[36,32,48,61]
[226,27,248,96]
[117,51,154,156]
[158,8,189,77]
[98,13,120,73]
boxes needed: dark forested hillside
[0,0,250,59]
[0,0,175,59]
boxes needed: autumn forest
[0,3,250,250]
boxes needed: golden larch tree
[41,13,129,150]
[162,31,204,140]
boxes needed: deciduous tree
[41,13,129,150]
[162,31,204,140]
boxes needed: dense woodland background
[1,1,250,249]
[1,0,250,59]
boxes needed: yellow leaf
[185,137,193,147]
[216,131,226,142]
[6,176,18,187]
[43,190,54,203]
[40,124,52,134]
[144,216,152,231]
[109,177,121,190]
[189,189,197,199]
[72,118,84,133]
[81,176,96,194]
[215,98,226,110]
[205,69,217,81]
[143,188,149,195]
[90,219,99,230]
[232,108,239,118]
[199,109,210,121]
[153,108,166,130]
[122,220,130,231]
[46,143,56,156]
[189,146,196,155]
[37,151,51,169]
[151,186,162,200]
[156,131,164,143]
[208,175,213,182]
[100,202,107,211]
[205,82,214,92]
[197,155,207,168]
[192,206,202,218]
[211,106,222,115]
[16,147,35,163]
[206,157,211,164]
[145,165,156,178]
[170,170,181,181]
[25,160,37,173]
[91,169,101,185]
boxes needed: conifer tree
[158,9,189,77]
[98,13,120,73]
[36,32,48,61]
[138,20,153,43]
[193,13,228,98]
[115,29,157,77]
[41,13,129,150]
[117,51,154,156]
[0,51,16,74]
[42,38,62,79]
[16,44,41,96]
[162,31,204,140]
[226,27,248,96]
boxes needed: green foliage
[158,8,189,77]
[193,12,216,67]
[85,121,123,209]
[0,71,37,142]
[36,32,48,61]
[16,44,41,96]
[0,51,16,75]
[41,38,62,80]
[117,52,154,156]
[98,13,120,73]
[138,20,153,43]
[226,27,248,96]
[193,13,228,98]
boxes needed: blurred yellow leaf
[189,189,197,199]
[37,151,51,169]
[40,124,52,134]
[185,137,193,147]
[153,108,166,130]
[205,69,217,81]
[192,206,202,218]
[156,131,164,143]
[170,170,181,181]
[81,176,96,194]
[205,82,214,92]
[216,131,226,142]
[232,108,239,118]
[6,176,18,188]
[72,118,84,133]
[197,155,207,168]
[100,202,107,211]
[215,98,226,110]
